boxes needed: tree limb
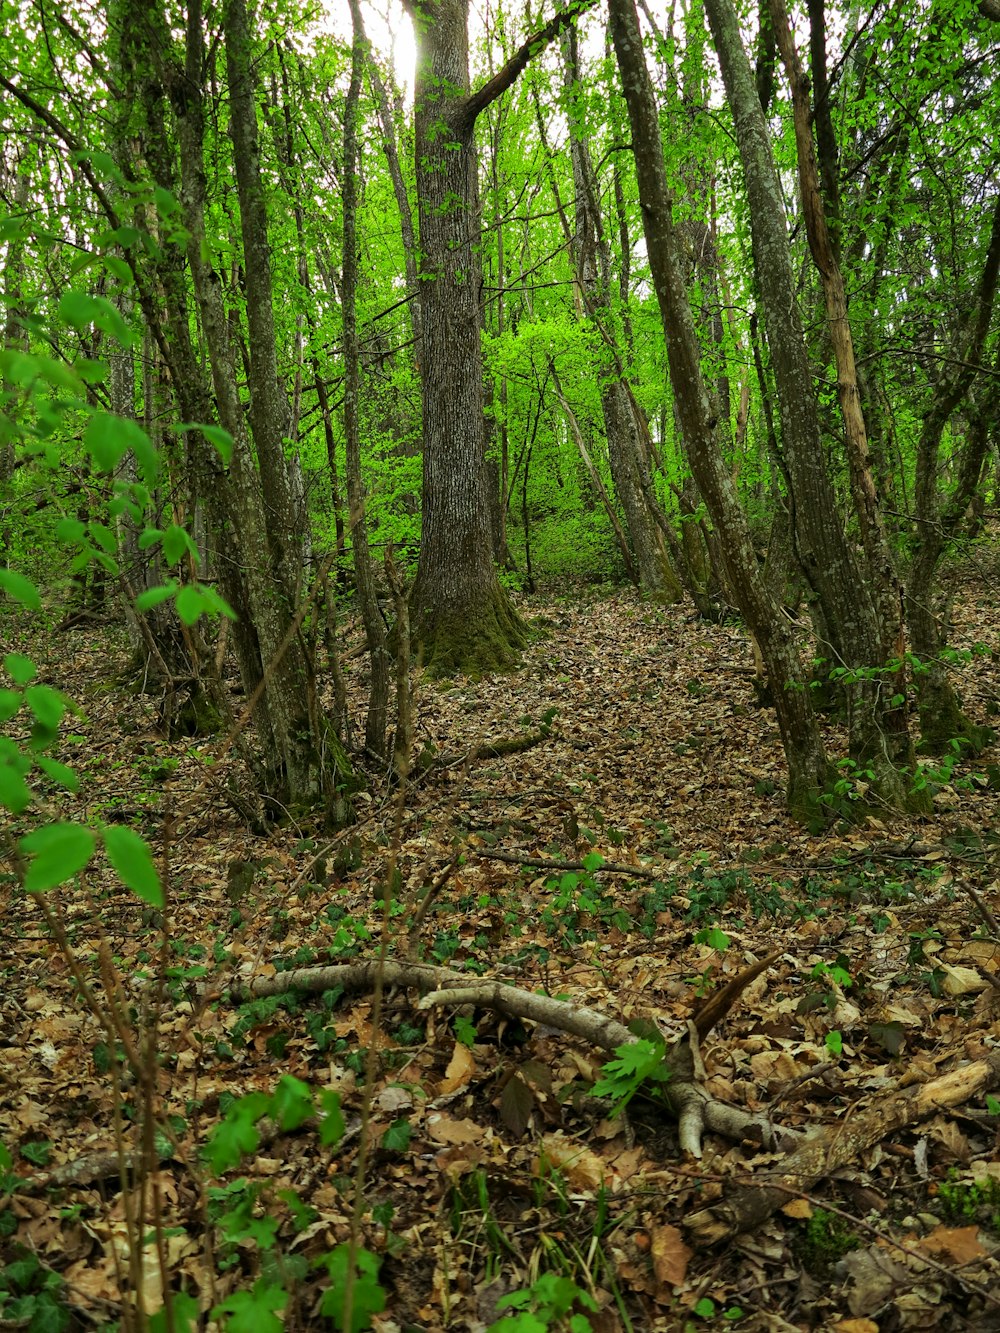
[686,1053,1000,1245]
[464,0,599,125]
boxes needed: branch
[234,951,794,1157]
[464,0,600,124]
[686,1052,1000,1245]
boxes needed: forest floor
[3,555,1000,1332]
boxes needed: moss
[916,681,994,757]
[415,583,528,678]
[168,688,222,739]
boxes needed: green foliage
[0,1248,71,1333]
[315,1244,387,1332]
[792,1208,860,1273]
[936,1170,1000,1231]
[211,1280,287,1333]
[591,1037,671,1116]
[203,1077,343,1175]
[489,1271,598,1331]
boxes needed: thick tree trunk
[609,0,833,821]
[407,0,526,675]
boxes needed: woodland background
[2,0,1000,1329]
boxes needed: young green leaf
[19,822,96,892]
[102,826,163,907]
[3,653,35,686]
[0,568,42,610]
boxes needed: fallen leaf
[781,1198,813,1219]
[919,1224,986,1265]
[650,1223,691,1288]
[426,1115,481,1145]
[438,1041,475,1095]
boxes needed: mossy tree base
[267,716,360,833]
[916,678,994,757]
[413,582,528,678]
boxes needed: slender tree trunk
[609,0,833,820]
[704,0,922,810]
[559,28,682,601]
[345,0,391,758]
[904,196,1000,753]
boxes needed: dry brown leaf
[438,1041,476,1094]
[426,1115,481,1145]
[781,1197,813,1219]
[938,964,988,996]
[537,1133,606,1190]
[918,1224,986,1265]
[650,1223,692,1288]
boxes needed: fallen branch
[419,728,552,772]
[685,1052,1000,1246]
[234,951,796,1156]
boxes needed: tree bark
[404,0,527,675]
[344,0,392,758]
[704,0,922,811]
[609,0,833,820]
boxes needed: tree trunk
[609,0,833,821]
[704,0,922,811]
[560,28,682,602]
[406,0,527,675]
[345,0,392,758]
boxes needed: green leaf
[270,1075,314,1132]
[58,289,101,331]
[19,823,96,892]
[102,826,163,907]
[138,527,162,550]
[179,422,234,465]
[150,1290,199,1333]
[381,1118,412,1152]
[987,1095,1000,1116]
[84,412,156,480]
[0,568,41,610]
[454,1015,477,1047]
[36,758,80,792]
[693,1297,717,1318]
[175,585,205,625]
[24,685,66,731]
[316,1244,386,1333]
[4,653,36,686]
[162,525,197,568]
[319,1091,345,1148]
[153,186,180,217]
[197,584,237,621]
[55,517,87,544]
[89,523,118,554]
[203,1093,270,1173]
[210,1281,286,1333]
[135,584,178,612]
[581,852,605,872]
[0,689,22,723]
[696,926,731,951]
[825,1030,843,1057]
[0,758,32,813]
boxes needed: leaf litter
[1,575,1000,1330]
